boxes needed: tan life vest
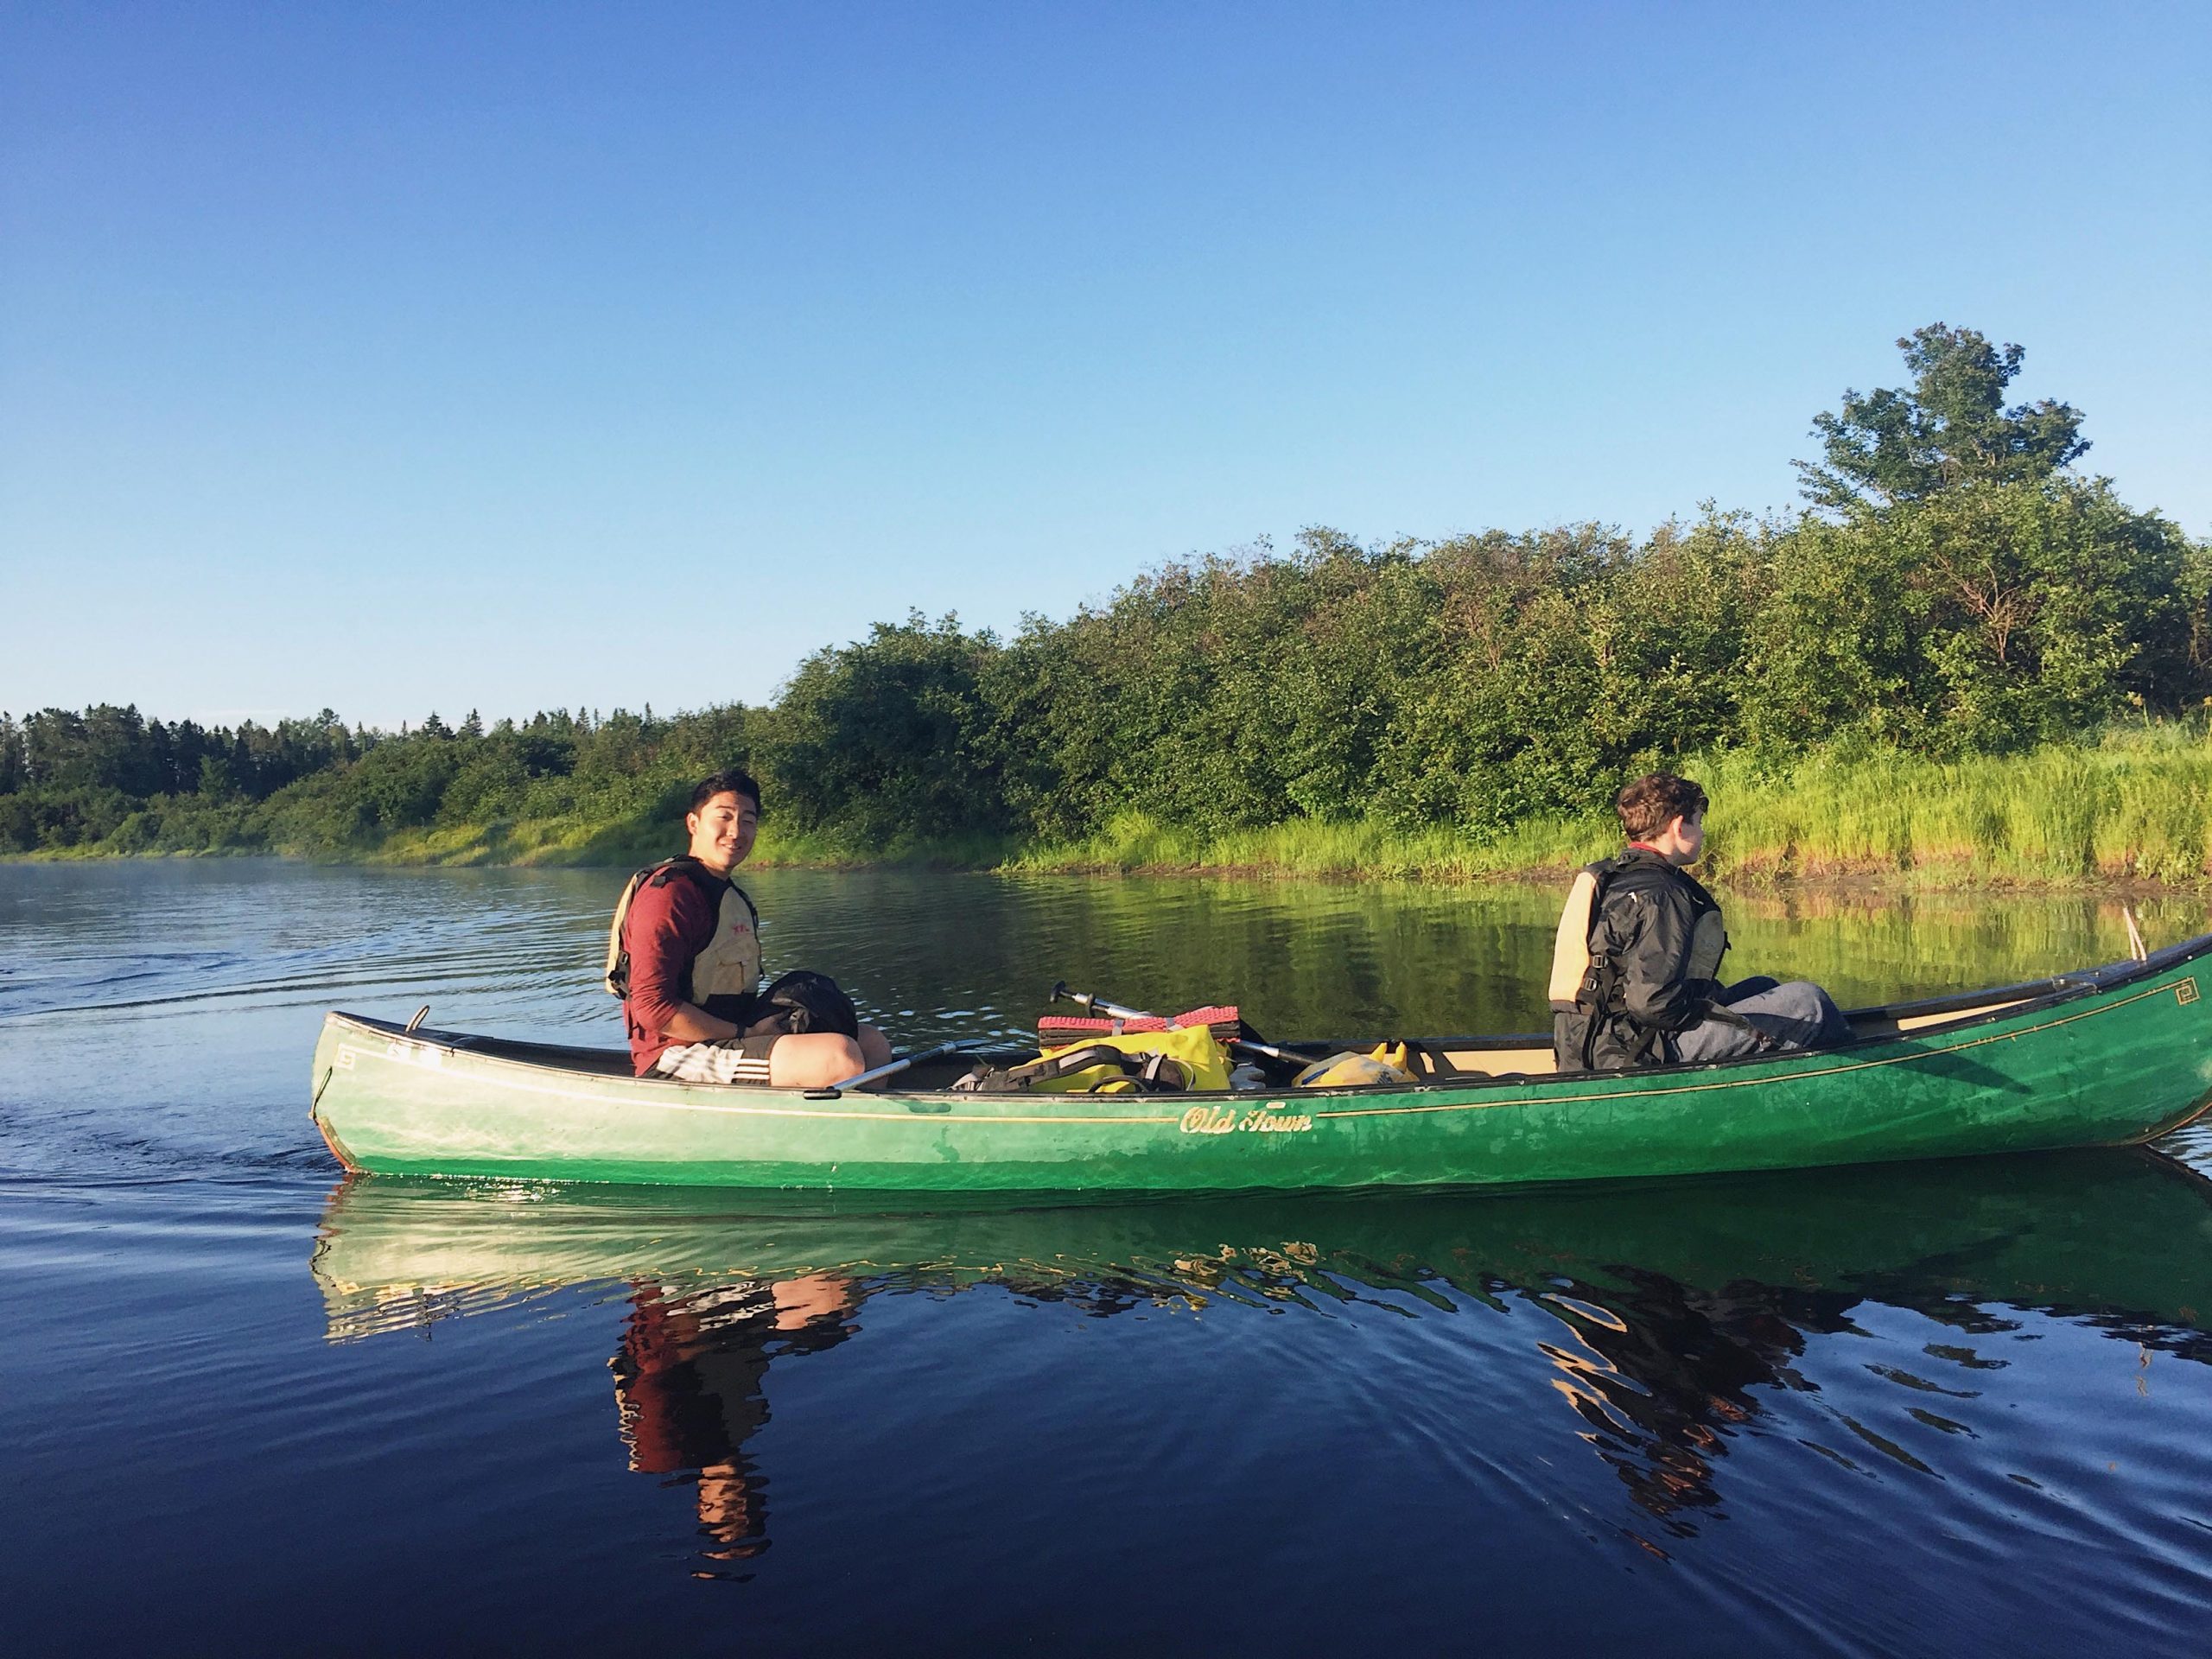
[604,858,762,1008]
[1548,869,1600,1010]
[1548,860,1730,1012]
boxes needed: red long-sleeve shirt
[622,872,734,1075]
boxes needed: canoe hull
[309,939,2212,1192]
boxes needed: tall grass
[361,814,675,868]
[1009,725,2212,889]
[1700,725,2212,887]
[1001,812,1618,883]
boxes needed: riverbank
[11,728,2212,893]
[1007,735,2212,892]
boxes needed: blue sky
[3,2,2207,728]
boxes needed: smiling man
[607,770,892,1088]
[1548,772,1847,1072]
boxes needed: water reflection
[612,1274,860,1567]
[313,1150,2212,1567]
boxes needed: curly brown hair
[1615,772,1707,841]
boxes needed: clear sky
[3,2,2207,729]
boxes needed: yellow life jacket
[604,857,762,1012]
[1293,1043,1416,1089]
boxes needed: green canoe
[308,934,2212,1192]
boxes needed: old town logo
[1179,1103,1314,1135]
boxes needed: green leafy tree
[1741,515,1938,751]
[2178,533,2212,696]
[1744,478,2189,753]
[347,739,461,830]
[759,614,1007,843]
[1583,509,1758,766]
[1904,479,2188,746]
[0,793,37,850]
[1369,526,1624,832]
[1796,324,2089,512]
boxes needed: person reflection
[1535,1268,1861,1538]
[608,1271,859,1561]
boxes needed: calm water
[3,860,2210,1655]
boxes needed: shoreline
[8,840,2206,900]
[13,727,2212,895]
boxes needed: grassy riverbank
[1008,727,2212,890]
[39,724,2194,894]
[360,815,1020,874]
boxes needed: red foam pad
[1039,1005,1239,1037]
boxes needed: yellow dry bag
[1294,1042,1416,1089]
[1026,1024,1233,1095]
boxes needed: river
[2,859,2209,1654]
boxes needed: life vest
[604,857,762,1013]
[1539,858,1725,1079]
[1294,1044,1416,1089]
[1548,856,1727,1011]
[1548,868,1604,1011]
[1687,907,1726,982]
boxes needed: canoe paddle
[819,1038,993,1095]
[1047,982,1304,1067]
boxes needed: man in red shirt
[616,770,892,1087]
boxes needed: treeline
[5,325,2209,867]
[770,476,2210,848]
[0,703,747,858]
[8,474,2204,863]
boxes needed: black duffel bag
[742,969,861,1039]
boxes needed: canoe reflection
[310,1148,2212,1559]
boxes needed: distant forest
[7,325,2210,862]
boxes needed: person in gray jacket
[1549,772,1847,1071]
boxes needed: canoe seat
[1434,1046,1558,1078]
[1849,997,2034,1039]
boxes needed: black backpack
[744,969,860,1039]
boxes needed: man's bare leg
[766,1027,895,1089]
